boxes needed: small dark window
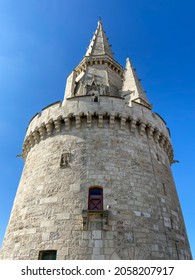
[38,250,57,260]
[162,183,167,196]
[170,217,174,229]
[94,96,98,102]
[88,187,103,210]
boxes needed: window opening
[94,96,98,102]
[170,217,174,229]
[156,153,160,161]
[38,250,57,260]
[162,183,167,196]
[88,187,103,210]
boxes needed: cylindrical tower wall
[0,97,191,259]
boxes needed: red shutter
[88,188,103,210]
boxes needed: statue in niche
[100,84,105,95]
[86,83,100,96]
[84,75,110,96]
[60,152,71,168]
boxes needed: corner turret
[122,58,151,109]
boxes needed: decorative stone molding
[110,114,115,129]
[29,135,35,148]
[33,129,40,144]
[60,152,71,168]
[64,117,70,130]
[98,114,103,128]
[75,56,123,78]
[87,112,92,128]
[153,129,161,143]
[22,111,174,164]
[120,117,126,130]
[46,121,53,136]
[139,122,147,136]
[76,115,81,129]
[130,119,137,133]
[159,135,166,148]
[147,125,154,139]
[54,119,61,133]
[39,125,46,140]
[82,210,109,231]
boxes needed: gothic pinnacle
[122,57,152,109]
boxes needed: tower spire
[122,57,152,109]
[63,20,123,100]
[85,20,114,58]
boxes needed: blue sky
[0,0,194,259]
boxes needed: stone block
[92,230,101,239]
[92,247,101,255]
[26,228,36,234]
[70,183,80,192]
[104,248,115,255]
[82,231,91,240]
[91,255,105,260]
[58,247,69,258]
[40,197,58,204]
[42,233,50,241]
[94,240,103,248]
[40,220,54,228]
[133,210,141,217]
[106,232,116,240]
[57,213,70,220]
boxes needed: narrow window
[162,183,167,196]
[175,241,180,259]
[170,217,174,229]
[88,187,103,210]
[38,250,57,260]
[94,96,98,102]
[156,153,160,161]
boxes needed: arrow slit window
[88,187,103,210]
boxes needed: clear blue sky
[0,0,194,259]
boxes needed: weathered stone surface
[0,21,192,260]
[0,116,191,259]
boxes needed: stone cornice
[75,55,123,77]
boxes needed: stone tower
[0,21,192,260]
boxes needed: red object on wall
[88,187,103,210]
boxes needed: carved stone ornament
[60,152,71,168]
[82,210,109,230]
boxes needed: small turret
[122,58,151,109]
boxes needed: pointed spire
[122,58,151,109]
[63,20,123,102]
[85,20,114,58]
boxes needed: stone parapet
[22,97,173,163]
